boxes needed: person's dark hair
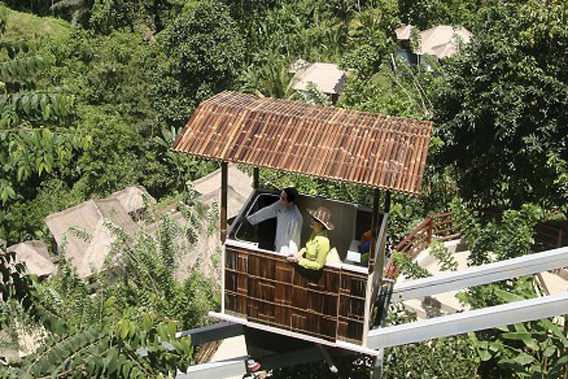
[283,187,298,204]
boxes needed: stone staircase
[396,239,567,319]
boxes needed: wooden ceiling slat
[327,110,347,180]
[296,107,322,174]
[341,111,365,181]
[414,128,431,193]
[334,115,356,181]
[402,135,416,192]
[354,114,379,183]
[172,91,432,194]
[315,108,345,178]
[367,117,388,187]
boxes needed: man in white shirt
[246,187,303,255]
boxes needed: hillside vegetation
[0,0,566,377]
[2,6,70,42]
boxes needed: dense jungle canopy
[0,0,566,377]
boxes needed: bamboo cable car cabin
[172,91,432,356]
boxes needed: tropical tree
[451,199,567,378]
[397,0,482,30]
[434,0,567,211]
[239,56,297,100]
[50,0,93,26]
[0,197,219,378]
[0,5,90,243]
[152,0,246,126]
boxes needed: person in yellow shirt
[287,206,334,270]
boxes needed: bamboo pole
[369,189,381,272]
[220,162,228,243]
[253,166,259,189]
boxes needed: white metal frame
[392,246,568,302]
[209,311,381,356]
[367,291,568,349]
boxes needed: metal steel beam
[176,322,244,346]
[368,292,568,349]
[392,246,568,302]
[210,311,380,356]
[176,346,340,379]
[177,356,248,379]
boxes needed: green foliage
[245,1,347,63]
[0,247,34,313]
[391,250,431,279]
[87,0,186,34]
[239,56,297,99]
[257,167,373,205]
[340,44,381,79]
[103,200,220,329]
[430,240,458,271]
[451,198,542,266]
[299,82,332,106]
[51,0,93,26]
[2,198,219,377]
[0,5,71,43]
[152,0,246,126]
[383,305,479,378]
[452,200,564,378]
[15,310,194,379]
[398,0,482,29]
[461,277,568,378]
[345,2,400,72]
[2,1,566,377]
[339,59,440,119]
[0,7,91,243]
[153,125,219,196]
[435,0,568,210]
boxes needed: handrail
[534,223,564,249]
[385,211,565,280]
[385,212,459,279]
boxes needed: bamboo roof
[172,91,433,194]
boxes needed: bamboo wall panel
[224,245,368,344]
[173,91,433,194]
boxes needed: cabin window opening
[232,193,279,250]
[229,190,379,269]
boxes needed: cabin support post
[253,167,260,189]
[371,349,385,379]
[384,191,391,213]
[373,189,391,280]
[220,162,228,243]
[317,345,338,374]
[370,189,381,271]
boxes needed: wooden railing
[534,223,564,250]
[384,212,459,279]
[384,211,565,280]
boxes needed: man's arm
[247,201,279,225]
